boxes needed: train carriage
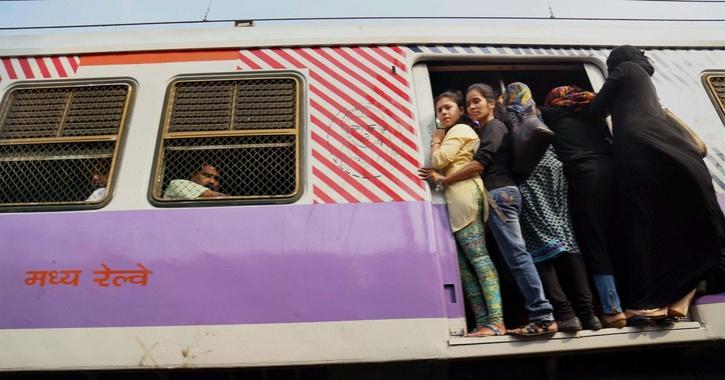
[1,2,725,372]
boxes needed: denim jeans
[593,274,623,314]
[488,186,554,321]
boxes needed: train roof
[1,0,725,55]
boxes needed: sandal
[508,320,558,337]
[668,289,696,318]
[465,323,506,337]
[601,312,627,329]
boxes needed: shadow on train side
[2,342,725,380]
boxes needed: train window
[150,75,301,205]
[702,72,725,126]
[0,81,132,210]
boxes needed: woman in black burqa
[589,45,725,323]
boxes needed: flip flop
[465,323,505,337]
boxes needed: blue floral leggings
[454,187,504,327]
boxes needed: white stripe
[270,49,405,202]
[310,138,385,203]
[284,48,420,163]
[310,133,377,202]
[311,178,346,203]
[62,56,78,75]
[310,102,418,201]
[309,154,370,203]
[9,58,25,79]
[0,319,450,371]
[319,47,415,129]
[310,168,350,203]
[0,59,13,81]
[26,57,44,79]
[340,46,409,96]
[310,97,419,202]
[296,49,417,148]
[377,45,410,70]
[242,50,274,70]
[39,57,57,77]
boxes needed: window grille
[703,73,725,126]
[152,76,301,203]
[0,82,132,208]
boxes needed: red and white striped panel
[236,46,424,204]
[0,56,80,82]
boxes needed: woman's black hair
[434,90,476,127]
[465,83,510,127]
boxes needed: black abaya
[589,47,725,309]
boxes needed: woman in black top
[589,45,725,323]
[540,85,626,328]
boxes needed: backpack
[507,112,555,183]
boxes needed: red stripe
[390,45,404,55]
[312,166,358,203]
[328,47,416,128]
[295,48,414,121]
[250,49,285,69]
[311,101,421,185]
[312,111,420,188]
[370,46,408,73]
[2,58,18,79]
[311,132,400,201]
[17,58,34,79]
[332,47,411,101]
[275,48,419,167]
[313,47,412,114]
[309,81,418,164]
[349,47,408,87]
[312,113,422,199]
[34,58,51,78]
[312,186,336,204]
[50,56,67,77]
[274,48,306,69]
[311,144,383,202]
[68,56,79,73]
[237,51,261,70]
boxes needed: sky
[1,0,724,32]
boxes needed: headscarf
[503,82,537,117]
[606,45,655,76]
[544,85,594,111]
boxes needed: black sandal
[509,320,558,337]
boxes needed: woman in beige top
[419,91,505,337]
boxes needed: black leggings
[566,158,615,275]
[536,253,595,321]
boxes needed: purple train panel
[0,202,463,329]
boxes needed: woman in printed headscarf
[540,85,626,329]
[504,82,601,332]
[589,45,725,324]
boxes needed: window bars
[152,76,301,203]
[0,83,132,208]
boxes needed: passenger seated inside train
[163,162,227,199]
[86,163,109,202]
